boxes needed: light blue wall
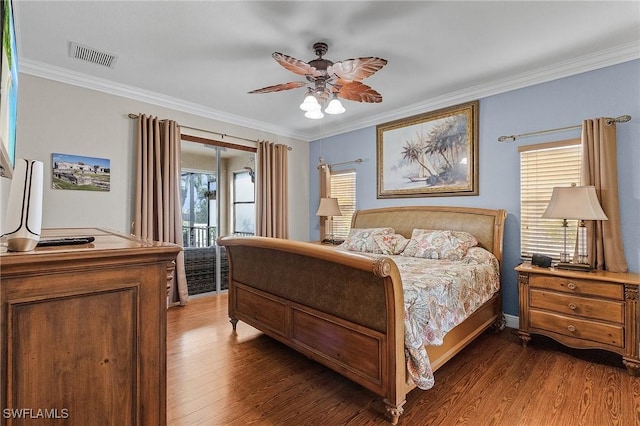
[309,59,640,316]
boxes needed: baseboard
[504,313,518,329]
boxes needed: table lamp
[316,197,342,244]
[541,185,608,271]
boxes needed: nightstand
[515,262,640,375]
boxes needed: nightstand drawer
[529,275,623,299]
[529,309,624,347]
[529,289,624,323]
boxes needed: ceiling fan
[248,42,388,119]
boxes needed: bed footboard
[218,237,408,423]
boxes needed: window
[181,171,216,247]
[520,139,581,261]
[330,170,356,240]
[233,170,255,235]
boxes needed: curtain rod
[317,156,363,169]
[331,158,363,167]
[127,113,278,146]
[498,115,631,142]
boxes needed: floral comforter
[340,246,500,389]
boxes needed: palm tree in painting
[399,116,468,185]
[401,131,437,182]
[424,117,467,183]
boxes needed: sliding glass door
[180,141,255,295]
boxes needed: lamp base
[555,262,593,272]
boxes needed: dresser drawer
[529,289,624,323]
[529,275,623,299]
[529,309,623,347]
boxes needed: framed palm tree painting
[376,101,478,198]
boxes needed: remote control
[37,236,95,247]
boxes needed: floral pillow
[373,233,410,255]
[449,230,478,250]
[402,229,478,260]
[340,227,395,253]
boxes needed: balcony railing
[183,225,216,248]
[182,225,256,248]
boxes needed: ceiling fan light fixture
[324,96,345,115]
[250,41,387,120]
[304,109,324,120]
[299,94,321,112]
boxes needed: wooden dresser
[0,228,180,425]
[515,262,640,375]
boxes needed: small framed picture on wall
[52,153,110,191]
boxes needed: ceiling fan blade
[336,82,383,103]
[248,81,307,94]
[328,57,388,82]
[272,52,320,76]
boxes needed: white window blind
[330,170,356,240]
[520,140,581,261]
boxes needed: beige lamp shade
[316,197,342,217]
[542,186,608,221]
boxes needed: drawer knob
[567,325,576,332]
[568,303,577,310]
[567,282,577,290]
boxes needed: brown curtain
[581,117,627,272]
[256,141,289,238]
[318,158,331,239]
[134,114,189,306]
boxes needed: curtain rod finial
[498,135,515,142]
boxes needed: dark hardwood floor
[167,294,640,425]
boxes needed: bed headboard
[351,206,507,263]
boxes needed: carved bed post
[374,257,407,425]
[230,317,239,331]
[225,249,239,331]
[383,399,405,425]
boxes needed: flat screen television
[0,0,18,178]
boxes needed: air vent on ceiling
[69,42,118,68]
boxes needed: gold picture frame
[376,100,479,198]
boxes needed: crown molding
[20,41,639,142]
[19,59,308,141]
[307,41,640,141]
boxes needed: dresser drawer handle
[567,282,577,290]
[567,325,576,332]
[568,303,577,310]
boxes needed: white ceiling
[13,1,640,142]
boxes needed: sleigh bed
[218,206,506,424]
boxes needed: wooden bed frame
[219,206,506,424]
